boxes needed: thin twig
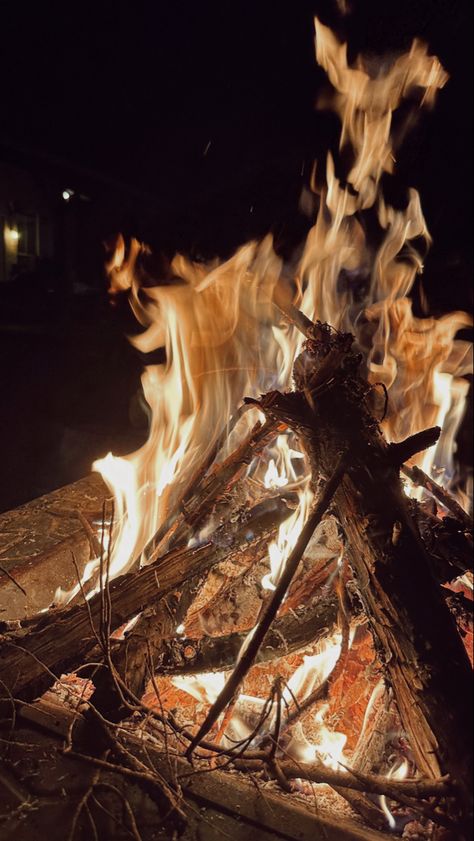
[66,765,102,841]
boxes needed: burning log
[90,496,292,714]
[242,323,473,827]
[402,463,472,532]
[157,591,342,675]
[0,498,290,708]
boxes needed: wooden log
[0,473,108,619]
[351,685,393,775]
[0,499,289,709]
[250,323,473,827]
[90,497,291,716]
[156,591,341,675]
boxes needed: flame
[314,20,448,208]
[262,484,313,590]
[94,235,300,587]
[312,704,348,771]
[287,635,349,770]
[286,637,343,703]
[379,758,409,829]
[171,671,226,706]
[296,22,471,503]
[263,434,304,490]
[262,435,310,593]
[57,18,470,627]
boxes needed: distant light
[62,188,74,201]
[6,228,20,241]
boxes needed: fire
[55,18,471,803]
[262,434,312,591]
[171,671,226,706]
[285,635,350,770]
[78,17,470,599]
[313,19,448,208]
[263,434,305,491]
[171,634,351,770]
[95,235,298,583]
[311,704,348,771]
[379,758,410,829]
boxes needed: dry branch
[231,756,451,800]
[402,463,472,531]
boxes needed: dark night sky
[0,1,472,511]
[1,0,472,276]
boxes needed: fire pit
[0,16,472,841]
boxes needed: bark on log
[250,323,473,827]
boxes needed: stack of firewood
[0,313,472,839]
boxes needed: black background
[0,0,472,511]
[1,0,471,270]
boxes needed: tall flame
[95,236,294,576]
[65,17,470,601]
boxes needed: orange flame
[54,19,470,630]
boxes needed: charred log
[156,591,342,675]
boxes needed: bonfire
[0,17,472,841]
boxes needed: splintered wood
[0,319,472,841]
